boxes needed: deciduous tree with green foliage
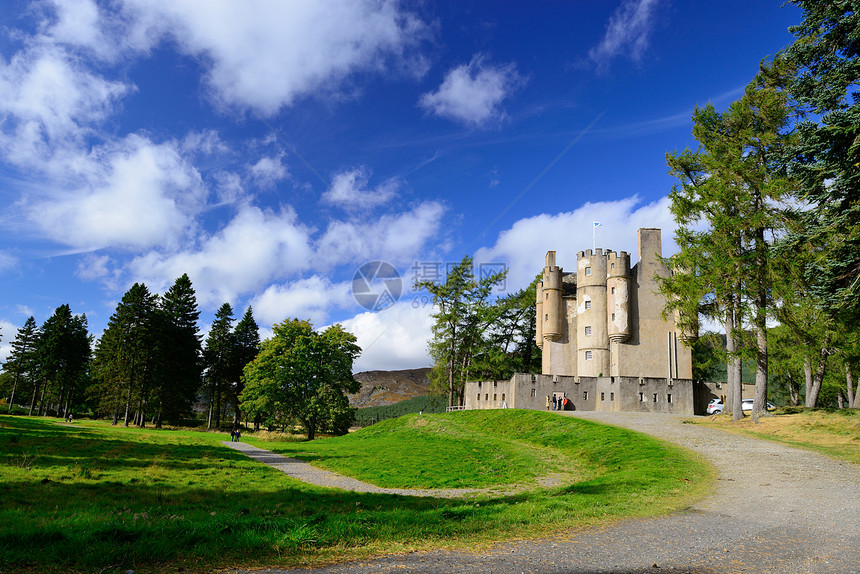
[240,319,360,440]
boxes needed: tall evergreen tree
[4,317,40,412]
[35,305,91,418]
[783,1,860,324]
[229,306,260,428]
[157,274,203,426]
[203,303,235,430]
[662,60,797,418]
[92,284,159,426]
[416,256,507,407]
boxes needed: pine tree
[203,303,235,430]
[784,1,860,324]
[4,317,40,413]
[34,305,91,418]
[228,306,260,428]
[157,274,202,426]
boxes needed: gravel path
[229,412,860,574]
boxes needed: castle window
[583,391,588,400]
[485,394,489,400]
[585,300,591,310]
[667,394,672,403]
[585,350,593,360]
[502,393,506,401]
[601,392,605,401]
[585,326,592,336]
[545,313,549,321]
[611,263,615,269]
[545,293,548,299]
[477,394,480,401]
[611,286,616,294]
[611,313,616,321]
[653,393,658,402]
[585,267,592,276]
[639,392,645,402]
[494,381,497,387]
[531,388,537,398]
[610,392,615,401]
[493,394,497,401]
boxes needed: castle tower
[576,249,609,377]
[606,250,631,343]
[539,251,563,342]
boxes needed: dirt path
[232,412,860,574]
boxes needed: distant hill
[349,368,432,408]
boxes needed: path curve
[235,412,860,574]
[223,440,484,498]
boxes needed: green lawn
[0,411,712,574]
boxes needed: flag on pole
[592,221,600,251]
[593,221,601,228]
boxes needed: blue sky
[0,0,801,371]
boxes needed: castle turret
[576,249,609,377]
[540,251,563,342]
[606,250,631,343]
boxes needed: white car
[741,398,775,411]
[707,399,723,414]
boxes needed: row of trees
[1,274,262,429]
[660,1,859,417]
[417,256,540,407]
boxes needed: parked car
[741,398,775,411]
[707,399,723,414]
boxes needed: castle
[464,228,723,415]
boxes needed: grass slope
[0,411,711,574]
[695,408,860,464]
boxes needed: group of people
[229,427,242,442]
[547,394,568,411]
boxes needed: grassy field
[0,410,711,574]
[694,408,860,464]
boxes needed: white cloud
[316,201,446,268]
[127,205,314,307]
[0,320,15,363]
[248,155,288,189]
[338,301,434,372]
[321,166,398,209]
[122,0,430,115]
[588,0,662,72]
[419,55,522,126]
[26,135,207,251]
[0,252,17,273]
[475,195,677,292]
[252,276,354,328]
[75,253,112,281]
[0,43,130,167]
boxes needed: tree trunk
[805,333,832,408]
[752,305,768,419]
[8,373,20,413]
[803,357,813,402]
[28,380,39,416]
[726,300,743,421]
[847,364,859,408]
[788,372,800,406]
[123,384,132,427]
